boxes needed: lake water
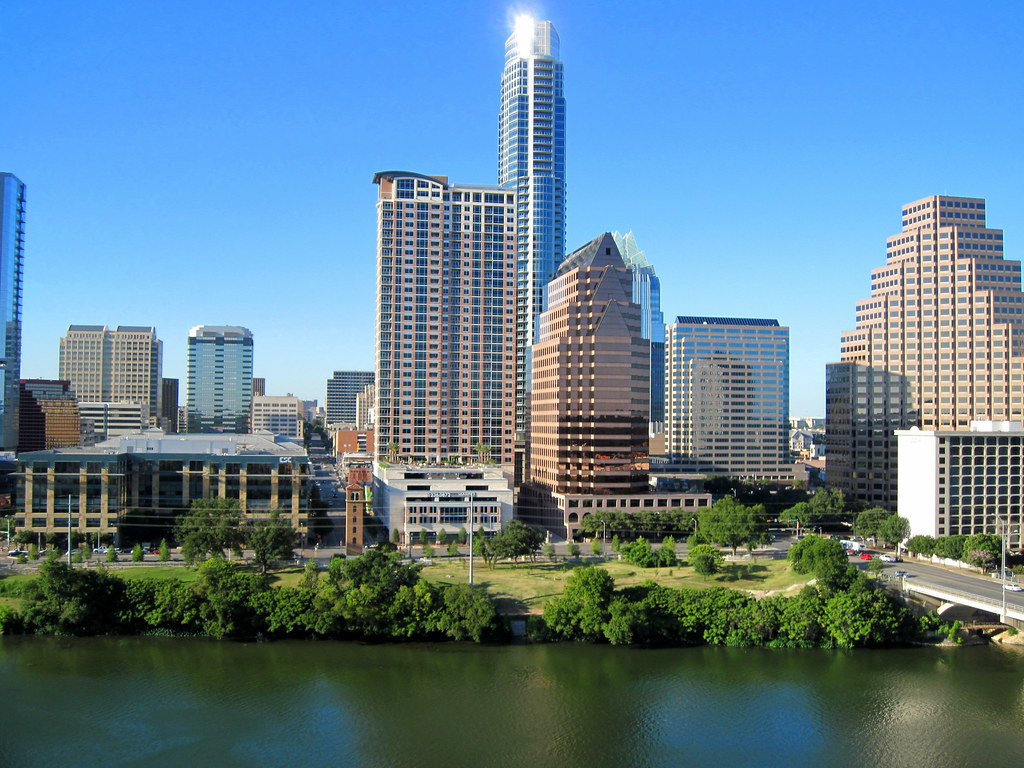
[1,637,1023,767]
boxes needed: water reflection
[2,638,1024,768]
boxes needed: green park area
[419,555,811,613]
[0,553,808,615]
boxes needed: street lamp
[1000,520,1019,621]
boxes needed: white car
[879,554,896,563]
[1003,583,1023,592]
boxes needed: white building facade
[373,463,513,544]
[897,420,1024,548]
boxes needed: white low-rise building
[373,463,513,543]
[897,420,1024,548]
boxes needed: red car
[860,552,873,560]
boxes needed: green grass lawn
[420,555,811,614]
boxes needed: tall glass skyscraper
[614,231,665,427]
[186,326,253,433]
[0,174,25,451]
[499,17,566,433]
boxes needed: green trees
[688,544,724,579]
[537,563,916,648]
[174,498,247,564]
[19,560,125,636]
[249,513,296,575]
[447,540,460,558]
[621,537,656,567]
[489,520,544,564]
[590,537,603,558]
[543,567,615,641]
[877,515,911,548]
[132,543,143,562]
[787,535,855,590]
[960,533,1001,568]
[854,507,891,539]
[158,538,170,562]
[697,497,768,556]
[906,535,936,556]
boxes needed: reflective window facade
[0,173,25,450]
[186,326,254,433]
[665,317,791,479]
[499,19,566,432]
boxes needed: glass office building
[186,326,254,433]
[614,231,666,427]
[0,174,25,451]
[499,17,566,433]
[665,317,791,480]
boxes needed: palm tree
[473,442,492,464]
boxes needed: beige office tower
[827,196,1021,510]
[372,171,516,464]
[58,325,163,425]
[528,233,650,496]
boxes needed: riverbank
[0,550,962,650]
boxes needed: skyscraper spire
[499,16,566,434]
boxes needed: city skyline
[6,1,1024,416]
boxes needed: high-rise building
[79,401,147,443]
[251,377,266,397]
[898,420,1024,547]
[18,380,80,452]
[186,325,254,433]
[354,382,375,429]
[325,370,374,426]
[372,171,516,464]
[58,325,163,424]
[0,173,25,451]
[664,317,791,480]
[528,233,650,496]
[160,377,178,432]
[250,394,304,440]
[827,195,1020,510]
[521,233,713,536]
[499,17,566,433]
[614,231,666,427]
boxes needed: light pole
[468,501,474,587]
[67,493,73,566]
[1000,520,1018,621]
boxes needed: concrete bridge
[900,580,1024,630]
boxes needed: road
[872,553,1024,613]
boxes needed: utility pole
[67,494,73,566]
[468,501,474,587]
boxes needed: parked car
[1003,583,1024,592]
[7,549,28,557]
[860,552,873,560]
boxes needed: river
[1,637,1023,767]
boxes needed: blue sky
[5,0,1023,416]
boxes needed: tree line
[0,549,501,642]
[539,537,940,648]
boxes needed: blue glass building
[614,232,666,427]
[499,17,566,433]
[0,174,25,451]
[186,326,254,433]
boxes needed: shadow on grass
[716,563,770,583]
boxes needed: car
[879,554,896,563]
[894,570,907,577]
[95,546,108,554]
[860,552,873,560]
[7,548,28,557]
[1003,583,1024,592]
